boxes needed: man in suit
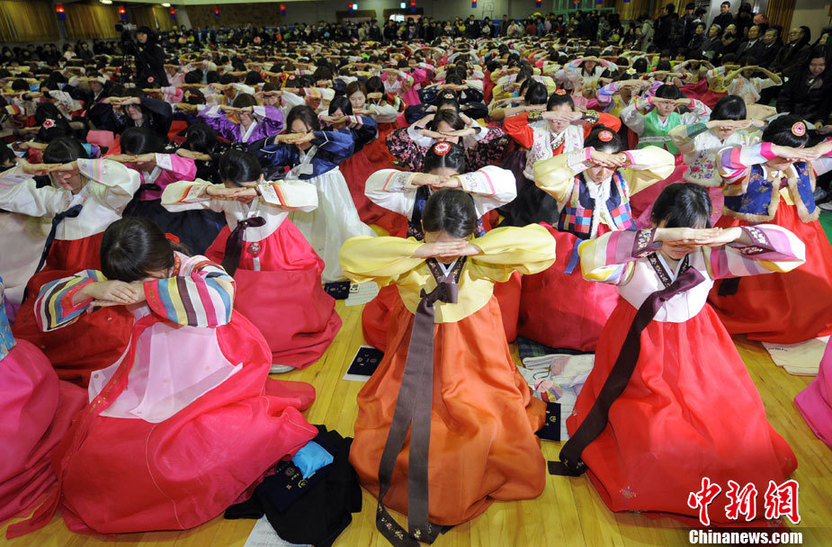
[757,27,782,68]
[736,24,763,62]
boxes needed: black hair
[654,83,684,100]
[547,92,575,111]
[524,81,549,105]
[218,149,263,186]
[421,188,477,238]
[650,182,712,229]
[42,137,88,164]
[445,72,464,86]
[206,70,220,84]
[183,123,218,154]
[244,70,263,85]
[710,95,747,121]
[328,95,353,116]
[184,70,202,84]
[100,217,178,283]
[436,96,461,112]
[345,80,366,98]
[365,75,384,95]
[11,79,29,92]
[286,105,320,132]
[584,125,624,154]
[428,109,466,131]
[762,115,810,147]
[632,58,648,74]
[120,127,165,155]
[655,60,673,72]
[423,141,466,174]
[232,93,257,109]
[184,89,205,105]
[0,144,17,168]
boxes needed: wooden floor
[3,301,831,547]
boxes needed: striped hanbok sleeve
[704,225,806,279]
[35,270,107,332]
[578,230,652,285]
[715,143,774,184]
[143,261,235,327]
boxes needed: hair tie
[665,81,675,86]
[42,118,55,129]
[433,142,451,156]
[555,88,567,96]
[165,233,180,243]
[791,122,806,137]
[598,130,614,142]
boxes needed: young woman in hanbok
[113,127,222,255]
[550,183,803,525]
[1,138,139,385]
[254,105,375,282]
[518,128,675,352]
[361,141,518,350]
[709,116,832,343]
[668,95,762,226]
[502,91,622,226]
[340,189,556,544]
[197,92,285,145]
[13,218,319,537]
[620,83,712,218]
[0,276,85,531]
[162,150,340,372]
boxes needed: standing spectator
[713,1,733,30]
[655,3,679,51]
[499,14,510,36]
[640,15,655,51]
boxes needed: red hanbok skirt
[709,203,832,343]
[53,313,318,535]
[568,300,797,524]
[518,226,619,351]
[205,220,341,368]
[0,340,85,524]
[12,236,133,386]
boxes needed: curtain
[0,0,59,42]
[133,5,176,33]
[65,3,120,40]
[764,0,796,32]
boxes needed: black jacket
[777,71,832,124]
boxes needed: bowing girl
[519,127,675,352]
[340,189,556,544]
[254,105,375,282]
[162,150,341,372]
[1,137,138,384]
[20,217,319,536]
[709,116,832,344]
[551,183,803,525]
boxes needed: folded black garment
[224,425,362,547]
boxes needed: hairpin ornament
[555,89,567,95]
[165,233,180,243]
[599,130,614,142]
[791,122,806,137]
[433,142,451,156]
[42,119,55,129]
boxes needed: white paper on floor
[243,516,310,547]
[762,336,829,376]
[345,282,380,306]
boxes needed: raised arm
[143,260,235,327]
[339,235,424,286]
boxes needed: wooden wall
[65,2,121,40]
[188,3,286,30]
[0,0,59,42]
